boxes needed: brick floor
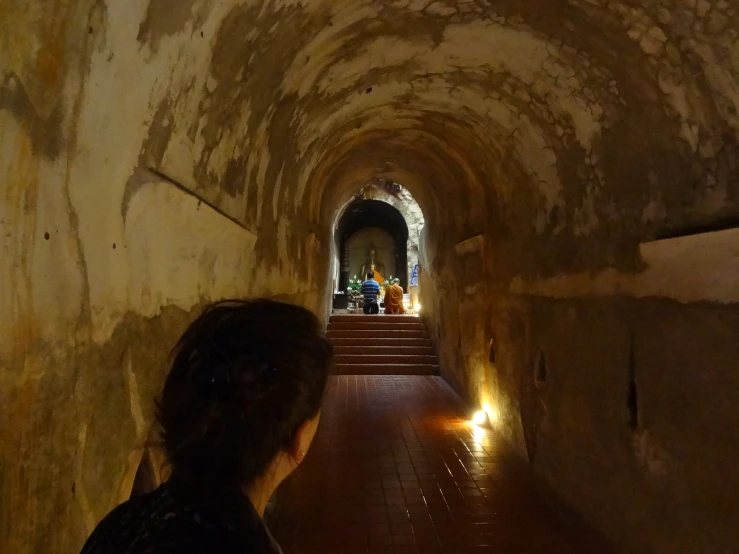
[267,376,611,554]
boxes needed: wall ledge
[509,228,739,304]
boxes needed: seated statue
[359,247,385,284]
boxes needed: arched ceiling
[131,0,738,276]
[3,7,739,552]
[338,199,409,243]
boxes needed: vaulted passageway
[2,1,739,553]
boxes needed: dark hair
[156,299,332,489]
[366,272,374,280]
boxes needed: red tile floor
[267,376,612,554]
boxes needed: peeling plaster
[3,1,739,553]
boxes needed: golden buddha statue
[360,247,386,284]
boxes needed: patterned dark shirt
[80,474,282,554]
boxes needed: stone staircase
[327,314,440,375]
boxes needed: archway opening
[339,201,407,288]
[329,182,425,313]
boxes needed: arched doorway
[336,199,409,292]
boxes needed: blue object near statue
[410,264,419,286]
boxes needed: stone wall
[0,2,330,552]
[422,280,739,554]
[2,1,739,553]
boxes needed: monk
[384,278,405,314]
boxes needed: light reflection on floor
[268,375,611,554]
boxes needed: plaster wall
[1,2,329,551]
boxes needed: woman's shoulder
[80,486,216,554]
[80,485,278,554]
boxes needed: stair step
[335,354,438,365]
[333,364,439,376]
[328,329,427,339]
[328,322,424,331]
[330,315,420,323]
[327,314,439,376]
[329,338,433,347]
[333,346,435,356]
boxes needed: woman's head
[157,299,332,490]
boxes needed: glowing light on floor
[470,404,499,443]
[413,304,421,313]
[473,424,486,442]
[470,410,489,443]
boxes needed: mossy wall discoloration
[136,0,202,53]
[2,0,739,553]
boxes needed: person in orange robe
[384,279,405,314]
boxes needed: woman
[80,299,333,554]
